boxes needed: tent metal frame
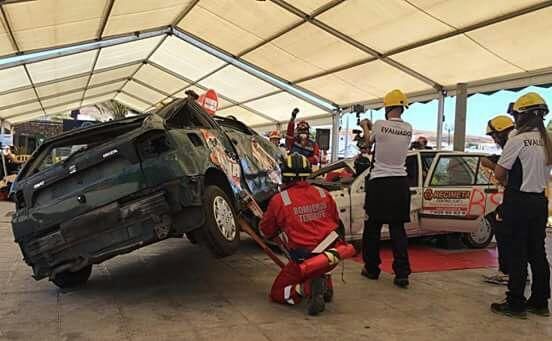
[0,0,551,143]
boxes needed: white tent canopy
[0,0,552,128]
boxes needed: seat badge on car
[69,165,77,174]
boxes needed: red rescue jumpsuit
[260,181,340,304]
[286,120,321,166]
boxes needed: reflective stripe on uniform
[281,190,292,206]
[315,186,326,198]
[279,232,289,244]
[284,285,295,304]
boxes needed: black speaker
[316,128,331,151]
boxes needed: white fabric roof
[0,0,551,127]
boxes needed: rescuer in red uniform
[260,153,355,316]
[286,108,321,166]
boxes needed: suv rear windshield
[21,119,144,178]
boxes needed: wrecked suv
[11,97,282,288]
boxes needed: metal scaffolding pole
[436,91,445,150]
[330,110,341,162]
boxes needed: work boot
[526,301,550,317]
[323,275,333,302]
[307,277,326,316]
[490,301,527,319]
[361,268,379,280]
[324,287,334,303]
[483,272,509,286]
[393,277,409,289]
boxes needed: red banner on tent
[197,89,219,116]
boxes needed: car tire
[201,186,240,257]
[51,265,92,289]
[461,218,494,249]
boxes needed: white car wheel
[213,196,237,241]
[462,218,493,249]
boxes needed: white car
[310,150,500,248]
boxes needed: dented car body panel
[11,98,282,281]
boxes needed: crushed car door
[154,102,216,187]
[219,121,281,205]
[420,153,489,233]
[163,100,243,196]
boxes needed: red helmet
[268,130,281,139]
[417,136,428,143]
[296,120,310,131]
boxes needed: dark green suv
[11,96,282,288]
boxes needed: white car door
[329,188,351,236]
[349,168,368,240]
[405,153,423,233]
[420,153,491,233]
[348,153,423,241]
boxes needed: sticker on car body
[422,189,472,216]
[200,129,241,190]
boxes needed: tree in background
[95,100,129,120]
[547,120,552,133]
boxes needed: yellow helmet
[510,92,549,115]
[486,115,514,135]
[384,89,409,108]
[282,153,312,178]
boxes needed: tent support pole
[436,91,445,150]
[454,83,468,151]
[1,120,7,178]
[331,110,341,163]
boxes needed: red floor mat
[353,245,498,274]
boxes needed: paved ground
[0,201,551,341]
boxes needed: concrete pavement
[0,201,551,340]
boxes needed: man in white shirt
[361,89,413,288]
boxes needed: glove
[291,108,299,120]
[323,249,341,266]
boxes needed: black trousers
[502,190,550,310]
[489,206,512,274]
[494,221,512,274]
[362,218,411,278]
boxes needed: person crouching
[260,153,354,315]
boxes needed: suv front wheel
[201,186,240,257]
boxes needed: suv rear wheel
[51,265,92,289]
[461,218,493,249]
[201,186,240,257]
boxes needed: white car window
[430,156,477,186]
